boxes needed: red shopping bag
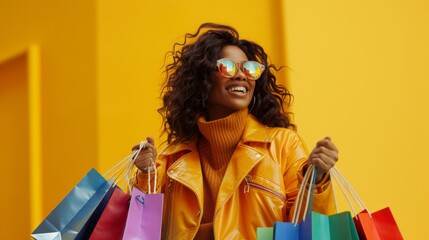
[89,186,131,240]
[353,210,380,240]
[330,168,403,240]
[372,207,403,239]
[354,208,403,240]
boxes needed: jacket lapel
[215,143,265,212]
[215,115,273,212]
[162,143,204,210]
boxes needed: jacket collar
[158,114,274,213]
[159,114,272,157]
[241,114,273,144]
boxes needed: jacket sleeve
[281,131,335,222]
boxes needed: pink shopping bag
[122,186,164,240]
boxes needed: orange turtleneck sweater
[194,108,248,240]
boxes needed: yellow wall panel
[0,53,30,240]
[0,0,98,232]
[283,0,429,238]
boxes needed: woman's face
[206,45,255,121]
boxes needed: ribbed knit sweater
[194,108,248,240]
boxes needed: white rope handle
[331,169,357,215]
[103,151,137,181]
[331,167,368,211]
[302,166,315,222]
[292,165,311,224]
[147,157,158,194]
[291,165,370,224]
[292,164,316,224]
[329,167,369,215]
[102,140,147,193]
[332,172,339,214]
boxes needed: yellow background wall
[1,0,427,239]
[0,1,98,238]
[283,1,429,239]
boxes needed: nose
[233,66,247,81]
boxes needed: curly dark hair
[159,23,295,144]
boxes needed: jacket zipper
[212,176,286,239]
[244,176,287,201]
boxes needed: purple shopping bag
[122,187,164,240]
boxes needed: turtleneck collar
[197,108,249,168]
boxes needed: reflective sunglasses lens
[243,61,263,80]
[218,59,237,78]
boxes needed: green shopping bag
[257,227,273,240]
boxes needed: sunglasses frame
[216,58,265,80]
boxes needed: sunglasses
[216,58,265,80]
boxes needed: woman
[132,23,338,240]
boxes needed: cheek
[212,76,228,90]
[249,81,256,93]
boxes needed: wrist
[315,173,325,183]
[141,164,155,172]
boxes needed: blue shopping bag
[31,169,113,240]
[274,211,359,240]
[74,183,117,240]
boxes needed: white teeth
[228,86,247,93]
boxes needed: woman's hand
[132,136,158,171]
[308,136,339,182]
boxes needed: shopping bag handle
[329,167,370,216]
[291,164,317,224]
[146,151,158,194]
[103,140,148,193]
[291,165,372,224]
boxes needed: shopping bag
[273,165,359,240]
[31,169,113,240]
[371,207,403,239]
[88,140,149,240]
[122,187,164,240]
[353,208,403,240]
[74,184,116,239]
[330,168,403,240]
[273,210,359,239]
[122,158,164,240]
[256,227,273,240]
[122,188,164,240]
[353,210,380,240]
[89,186,131,240]
[31,140,148,240]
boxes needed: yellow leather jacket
[135,115,335,239]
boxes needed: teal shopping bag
[31,169,113,240]
[274,211,358,240]
[257,227,273,240]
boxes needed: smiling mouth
[227,86,247,93]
